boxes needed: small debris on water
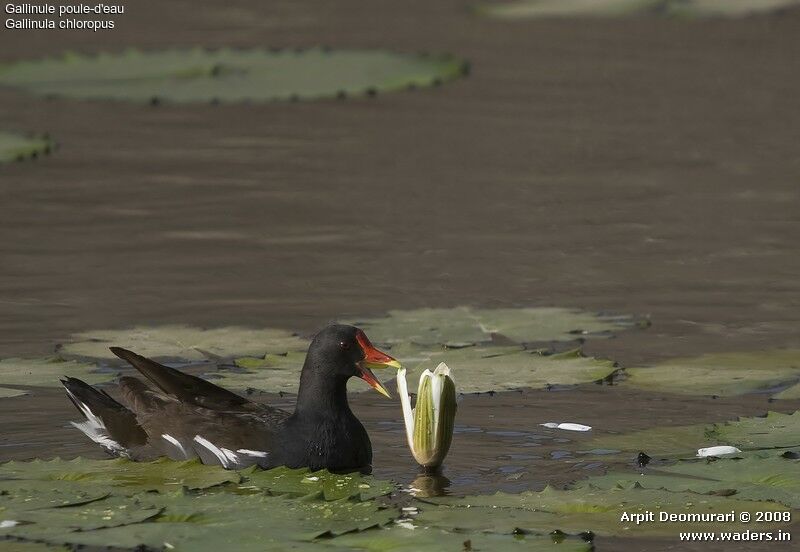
[541,422,592,431]
[636,452,651,468]
[697,446,741,457]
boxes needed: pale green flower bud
[397,362,457,469]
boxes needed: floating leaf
[0,48,467,104]
[327,525,593,551]
[585,411,800,460]
[212,351,307,393]
[624,350,800,398]
[395,344,616,393]
[665,0,800,17]
[0,131,52,163]
[479,0,660,19]
[0,357,108,388]
[426,486,787,537]
[577,451,800,508]
[478,0,800,19]
[59,325,309,361]
[1,493,162,540]
[239,465,395,501]
[709,411,800,450]
[0,458,240,493]
[19,491,395,550]
[344,307,632,347]
[0,387,28,398]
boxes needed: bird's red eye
[339,341,351,350]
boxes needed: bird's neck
[294,366,352,418]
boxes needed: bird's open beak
[356,330,400,398]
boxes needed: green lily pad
[0,458,240,493]
[0,387,28,398]
[0,543,68,552]
[210,351,307,393]
[478,0,800,19]
[709,411,800,450]
[0,131,52,163]
[240,466,395,502]
[59,325,309,362]
[584,422,710,458]
[0,48,467,104]
[426,486,788,537]
[585,411,800,459]
[478,0,660,19]
[1,493,162,539]
[345,307,633,347]
[577,451,800,508]
[395,344,617,393]
[665,0,800,17]
[0,357,108,388]
[623,350,800,398]
[21,490,396,550]
[328,525,593,551]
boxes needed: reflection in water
[410,469,452,497]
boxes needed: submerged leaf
[0,131,52,163]
[478,0,800,19]
[0,48,467,104]
[0,357,109,388]
[345,307,633,347]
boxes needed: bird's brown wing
[110,347,290,467]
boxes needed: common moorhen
[61,324,400,472]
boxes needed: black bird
[61,324,399,473]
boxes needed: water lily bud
[397,362,457,469]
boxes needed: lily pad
[709,411,800,450]
[1,493,162,539]
[426,486,787,537]
[328,526,593,551]
[0,48,467,104]
[345,307,633,347]
[623,349,800,399]
[0,458,240,493]
[19,491,396,550]
[585,411,800,459]
[665,0,800,17]
[240,466,395,501]
[478,0,660,19]
[577,451,800,508]
[0,131,52,163]
[478,0,800,19]
[395,344,617,393]
[211,351,307,393]
[0,357,108,388]
[0,387,28,398]
[59,325,310,362]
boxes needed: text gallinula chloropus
[61,324,400,472]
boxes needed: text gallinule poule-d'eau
[61,324,400,473]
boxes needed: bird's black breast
[272,412,372,473]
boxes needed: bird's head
[307,324,399,398]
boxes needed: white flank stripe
[193,435,238,468]
[236,449,269,458]
[161,434,190,459]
